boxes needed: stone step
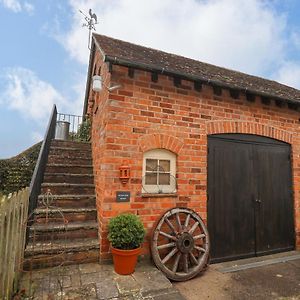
[37,194,96,208]
[47,155,92,165]
[41,183,95,195]
[24,238,99,269]
[45,164,93,174]
[49,146,92,159]
[28,221,98,241]
[51,140,91,150]
[43,173,94,184]
[34,207,97,223]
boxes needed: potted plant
[108,213,145,275]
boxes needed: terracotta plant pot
[111,246,141,275]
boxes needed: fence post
[0,188,29,300]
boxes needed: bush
[76,118,91,142]
[0,142,41,195]
[108,214,145,250]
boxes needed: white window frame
[142,149,176,194]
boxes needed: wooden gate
[207,134,295,263]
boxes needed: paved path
[175,251,300,300]
[18,261,185,300]
[17,251,300,299]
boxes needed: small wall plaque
[116,191,130,202]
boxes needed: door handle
[255,199,261,204]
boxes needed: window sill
[141,193,178,198]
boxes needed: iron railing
[28,105,57,217]
[56,113,88,141]
[28,107,89,220]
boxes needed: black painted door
[208,134,295,263]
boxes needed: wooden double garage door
[208,134,295,263]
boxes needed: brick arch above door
[205,120,293,144]
[138,133,184,154]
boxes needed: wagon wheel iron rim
[151,207,210,281]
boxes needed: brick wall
[87,51,300,260]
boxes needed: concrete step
[34,207,97,223]
[43,173,94,184]
[29,221,98,241]
[51,140,91,150]
[41,183,95,195]
[37,194,96,208]
[45,164,93,174]
[24,238,99,269]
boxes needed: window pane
[159,173,170,185]
[145,173,157,185]
[146,159,158,171]
[160,160,170,172]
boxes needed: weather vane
[79,8,98,49]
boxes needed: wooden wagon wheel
[151,207,210,281]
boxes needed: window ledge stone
[141,193,178,198]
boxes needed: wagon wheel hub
[177,232,194,253]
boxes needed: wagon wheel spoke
[176,213,182,230]
[193,234,205,240]
[159,231,177,241]
[162,247,178,264]
[189,252,198,266]
[172,252,182,273]
[183,253,188,273]
[151,208,210,282]
[157,242,176,250]
[195,246,206,253]
[189,221,199,234]
[184,214,190,229]
[165,217,177,234]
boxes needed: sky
[0,0,300,158]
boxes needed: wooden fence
[0,188,29,300]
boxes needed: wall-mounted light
[92,75,122,92]
[92,75,102,92]
[119,164,130,184]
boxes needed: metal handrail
[28,105,57,217]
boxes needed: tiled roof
[93,33,300,103]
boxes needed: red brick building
[84,34,300,262]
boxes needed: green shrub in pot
[108,213,145,250]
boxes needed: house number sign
[116,191,130,202]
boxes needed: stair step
[23,238,99,269]
[51,140,91,150]
[41,183,95,195]
[38,194,96,208]
[49,146,92,158]
[29,221,98,241]
[30,220,98,232]
[43,173,94,184]
[47,155,92,165]
[25,238,99,255]
[34,207,97,223]
[45,164,93,174]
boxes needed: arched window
[142,149,176,194]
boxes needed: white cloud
[0,67,69,122]
[60,0,288,77]
[24,1,34,14]
[275,61,300,89]
[31,131,43,143]
[0,0,34,14]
